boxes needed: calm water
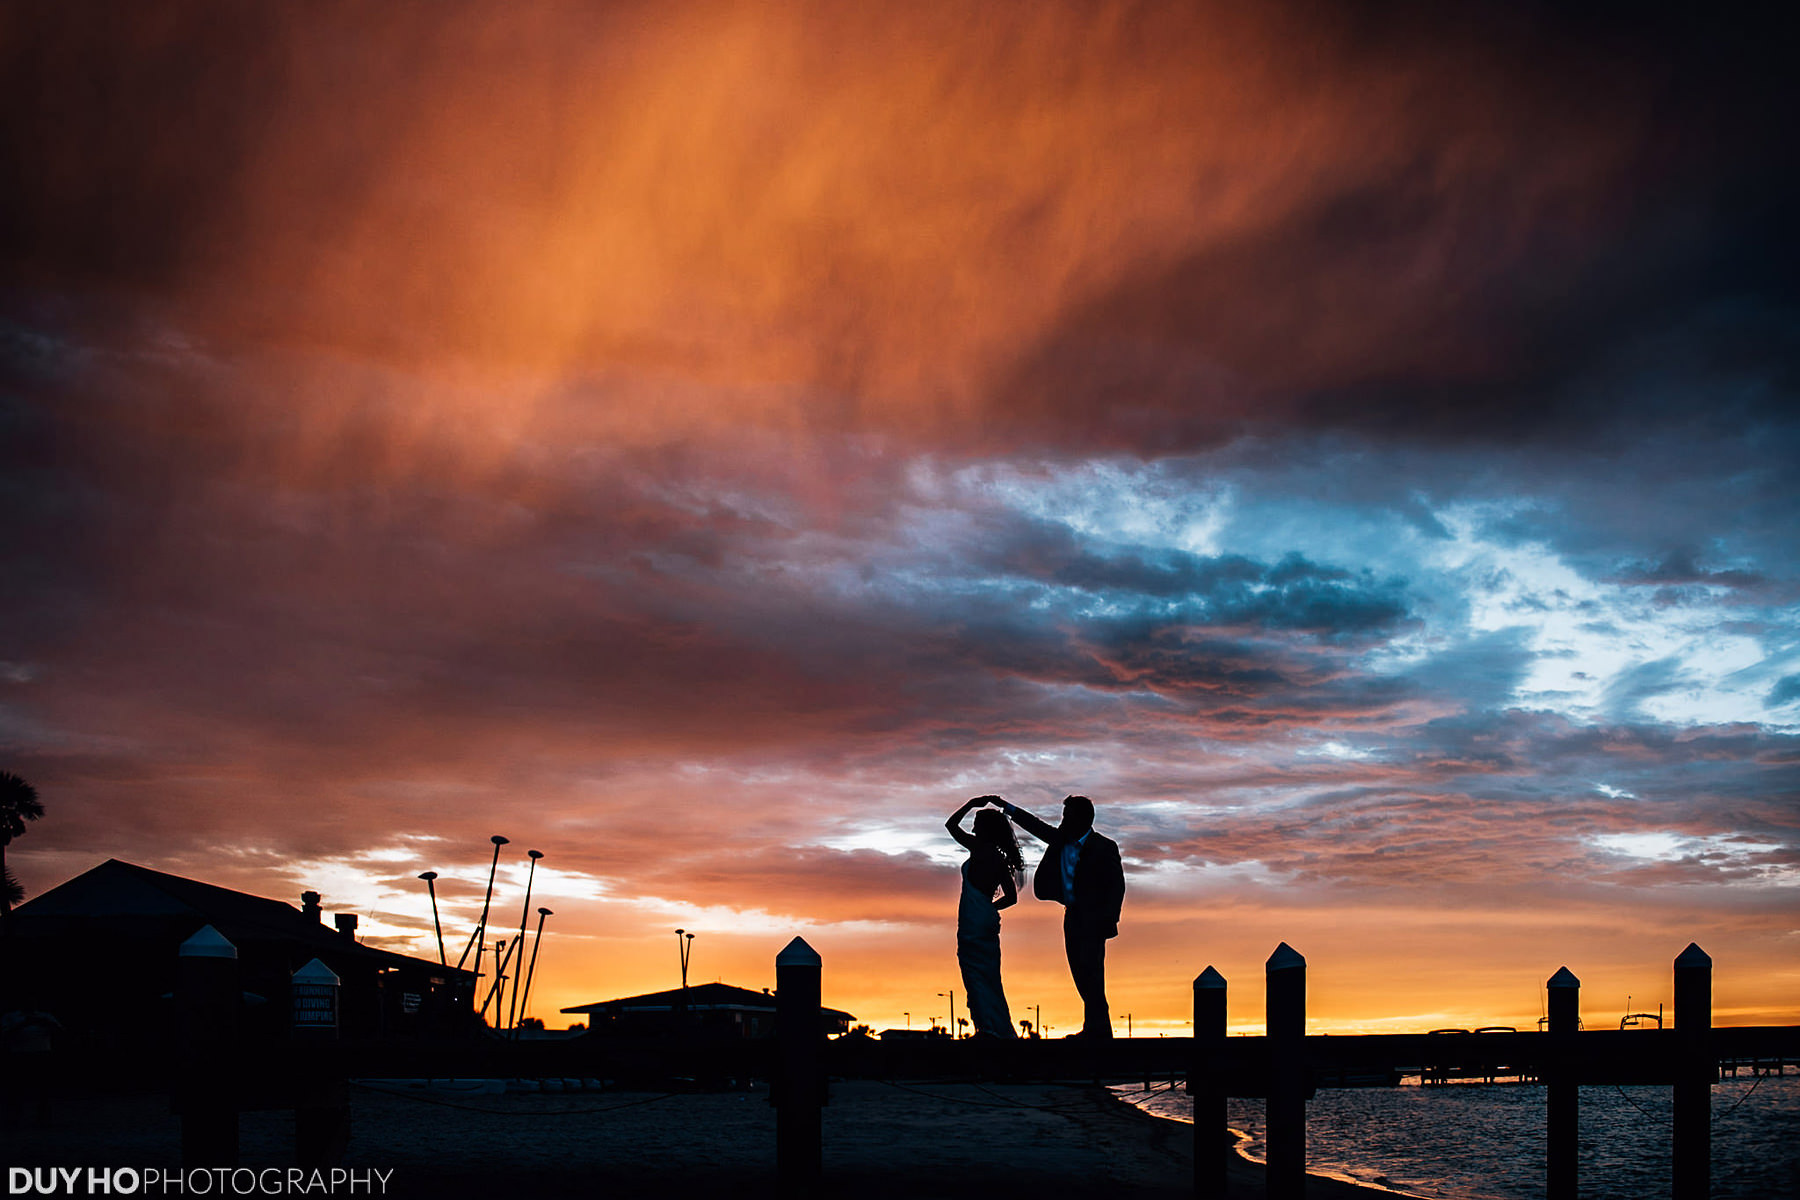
[1115,1074,1800,1199]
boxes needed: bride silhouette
[945,796,1024,1038]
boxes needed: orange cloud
[6,0,1677,462]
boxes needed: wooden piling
[177,925,239,1166]
[291,958,349,1167]
[1194,966,1228,1200]
[1266,943,1306,1200]
[1546,966,1580,1200]
[1673,943,1712,1200]
[776,936,823,1198]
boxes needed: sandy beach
[5,1081,1392,1199]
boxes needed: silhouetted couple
[945,794,1125,1040]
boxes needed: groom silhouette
[978,795,1124,1039]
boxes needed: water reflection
[1119,1074,1798,1200]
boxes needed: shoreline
[4,1080,1398,1199]
[1094,1083,1399,1199]
[1223,1133,1429,1200]
[1107,1084,1425,1199]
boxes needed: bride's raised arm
[945,796,985,850]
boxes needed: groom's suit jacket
[1008,808,1126,938]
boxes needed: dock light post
[418,871,446,966]
[507,850,543,1032]
[512,907,553,1040]
[938,990,956,1038]
[457,835,510,975]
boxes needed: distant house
[4,859,473,1049]
[563,981,854,1040]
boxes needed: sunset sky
[4,1,1796,1038]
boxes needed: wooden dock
[134,929,1800,1199]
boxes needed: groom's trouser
[1063,907,1112,1037]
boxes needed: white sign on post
[292,958,341,1029]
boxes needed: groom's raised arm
[982,796,1057,844]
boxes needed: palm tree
[1,771,44,920]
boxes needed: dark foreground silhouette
[0,1078,1390,1200]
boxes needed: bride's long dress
[957,859,1016,1037]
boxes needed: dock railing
[769,938,1799,1200]
[157,934,1800,1199]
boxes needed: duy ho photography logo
[8,1168,395,1196]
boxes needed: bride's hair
[972,809,1025,884]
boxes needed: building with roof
[563,981,854,1040]
[4,859,474,1050]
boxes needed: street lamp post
[479,938,511,1022]
[506,850,544,1032]
[417,871,446,966]
[511,907,552,1040]
[937,990,956,1038]
[458,835,510,976]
